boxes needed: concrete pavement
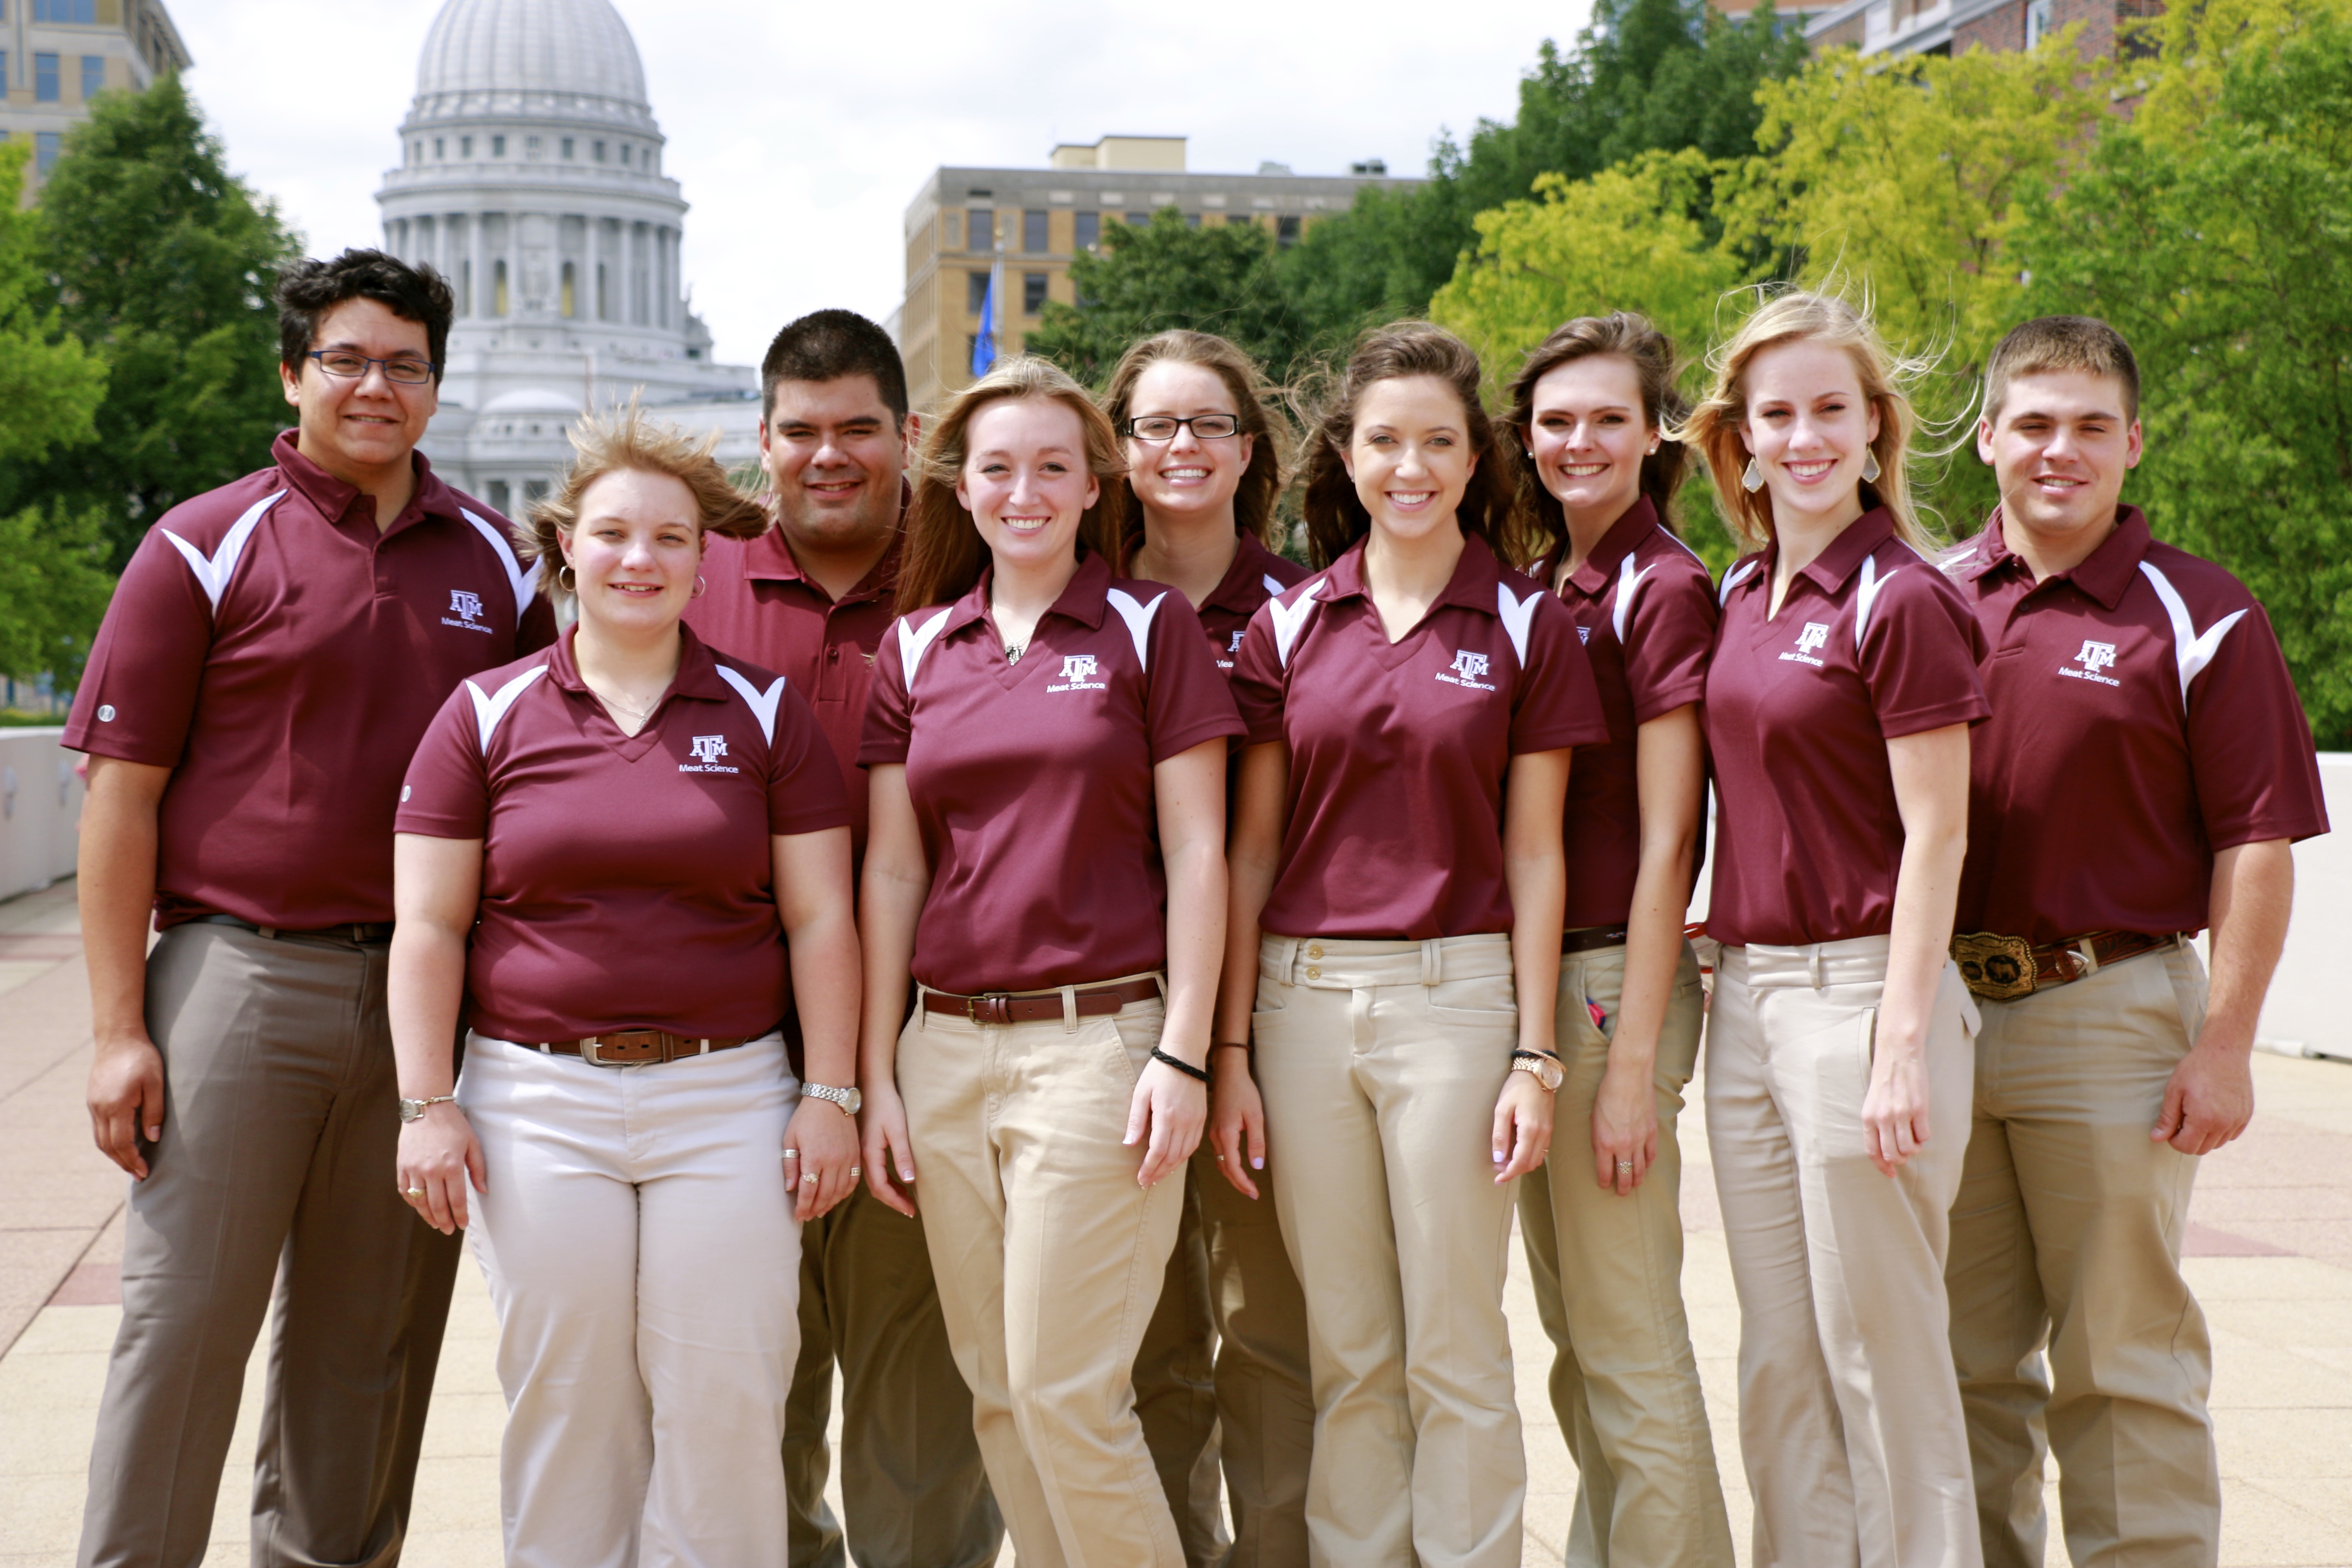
[4,877,2349,1565]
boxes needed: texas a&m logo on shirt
[680,734,741,775]
[2062,639,2122,688]
[1780,622,1831,669]
[441,588,492,634]
[1436,649,1498,692]
[1048,653,1108,693]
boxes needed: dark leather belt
[197,914,395,944]
[1952,929,2184,1002]
[1562,925,1630,955]
[922,976,1161,1026]
[531,1031,754,1067]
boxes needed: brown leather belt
[198,914,395,944]
[922,976,1161,1026]
[530,1030,755,1067]
[1562,925,1630,955]
[1952,929,2184,1003]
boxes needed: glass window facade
[967,270,992,312]
[36,131,62,174]
[1023,273,1047,316]
[35,0,98,21]
[967,207,994,252]
[1074,211,1100,251]
[34,52,59,101]
[80,54,102,98]
[1023,209,1049,252]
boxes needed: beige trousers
[1945,942,2217,1568]
[1253,933,1526,1568]
[898,984,1185,1568]
[1706,937,1981,1568]
[1133,1175,1231,1568]
[1518,940,1732,1568]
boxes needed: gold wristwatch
[1510,1050,1565,1093]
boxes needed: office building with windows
[374,0,759,512]
[0,0,189,201]
[1803,0,2156,58]
[897,135,1424,413]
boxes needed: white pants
[460,1032,803,1568]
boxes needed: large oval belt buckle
[1953,932,2036,1002]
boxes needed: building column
[468,211,484,319]
[586,213,601,322]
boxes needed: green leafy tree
[1024,210,1305,384]
[0,140,116,684]
[2012,11,2352,741]
[18,75,300,569]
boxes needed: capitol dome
[408,0,655,131]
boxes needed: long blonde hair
[519,403,769,602]
[1677,288,1934,554]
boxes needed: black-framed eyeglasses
[1124,414,1241,441]
[305,350,440,386]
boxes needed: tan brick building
[896,135,1423,414]
[1803,0,2156,57]
[2,0,190,202]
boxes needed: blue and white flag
[971,252,1002,377]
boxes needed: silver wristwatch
[398,1094,457,1123]
[802,1081,862,1117]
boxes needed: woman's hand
[861,1086,919,1218]
[1208,1045,1267,1200]
[1492,1068,1555,1182]
[1126,1058,1207,1189]
[785,1098,862,1222]
[1862,1034,1932,1177]
[1592,1055,1659,1196]
[397,1103,485,1235]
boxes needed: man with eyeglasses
[67,248,553,1568]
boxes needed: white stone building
[374,0,760,515]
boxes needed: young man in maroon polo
[1942,315,2330,1568]
[67,250,554,1567]
[683,309,1001,1568]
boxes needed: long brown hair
[897,356,1131,610]
[1099,329,1292,551]
[1299,322,1521,570]
[1504,312,1690,570]
[1675,287,1933,554]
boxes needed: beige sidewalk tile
[2214,1406,2352,1479]
[2216,1476,2352,1566]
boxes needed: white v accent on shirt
[1719,559,1760,606]
[465,665,549,753]
[2138,561,2247,713]
[460,507,542,620]
[714,665,787,744]
[898,609,954,687]
[1260,573,1286,596]
[1270,580,1326,668]
[1497,581,1542,664]
[1855,555,1901,649]
[1611,555,1657,644]
[160,490,283,610]
[1104,588,1168,672]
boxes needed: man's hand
[2152,1042,2255,1156]
[88,1034,165,1179]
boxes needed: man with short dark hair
[69,248,554,1567]
[686,307,1002,1568]
[1942,315,2329,1568]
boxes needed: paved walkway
[3,878,2349,1565]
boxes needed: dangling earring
[1862,449,1883,484]
[556,564,577,593]
[1741,458,1764,493]
[692,574,707,600]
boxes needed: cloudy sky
[168,0,1589,368]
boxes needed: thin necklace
[991,592,1030,664]
[589,681,662,723]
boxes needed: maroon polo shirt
[1192,533,1311,674]
[396,624,849,1042]
[684,525,900,857]
[1231,533,1608,941]
[859,550,1243,995]
[1705,508,1990,948]
[1531,499,1719,929]
[64,432,556,930]
[1947,506,2328,943]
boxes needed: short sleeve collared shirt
[1946,507,2329,943]
[859,550,1244,995]
[1705,508,1990,948]
[396,624,848,1042]
[1231,533,1608,941]
[64,432,557,929]
[1535,499,1719,929]
[1191,533,1310,674]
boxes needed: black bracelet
[1512,1049,1562,1064]
[1152,1047,1212,1084]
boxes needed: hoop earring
[556,564,577,593]
[692,574,707,600]
[1862,449,1883,484]
[1741,458,1764,493]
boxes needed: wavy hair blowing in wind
[897,356,1133,610]
[518,403,770,600]
[1676,287,1937,555]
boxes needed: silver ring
[1616,1159,1634,1170]
[849,1167,861,1180]
[800,1174,818,1185]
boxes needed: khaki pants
[1253,933,1525,1568]
[1945,942,2217,1568]
[1133,1176,1230,1567]
[79,922,461,1568]
[784,1184,1002,1568]
[898,984,1185,1568]
[1706,937,1981,1568]
[1518,940,1732,1568]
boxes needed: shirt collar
[739,524,903,606]
[271,429,455,537]
[546,620,733,704]
[1200,533,1290,614]
[1789,505,1897,596]
[939,547,1115,638]
[1964,505,2149,610]
[1318,531,1506,616]
[1562,498,1661,597]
